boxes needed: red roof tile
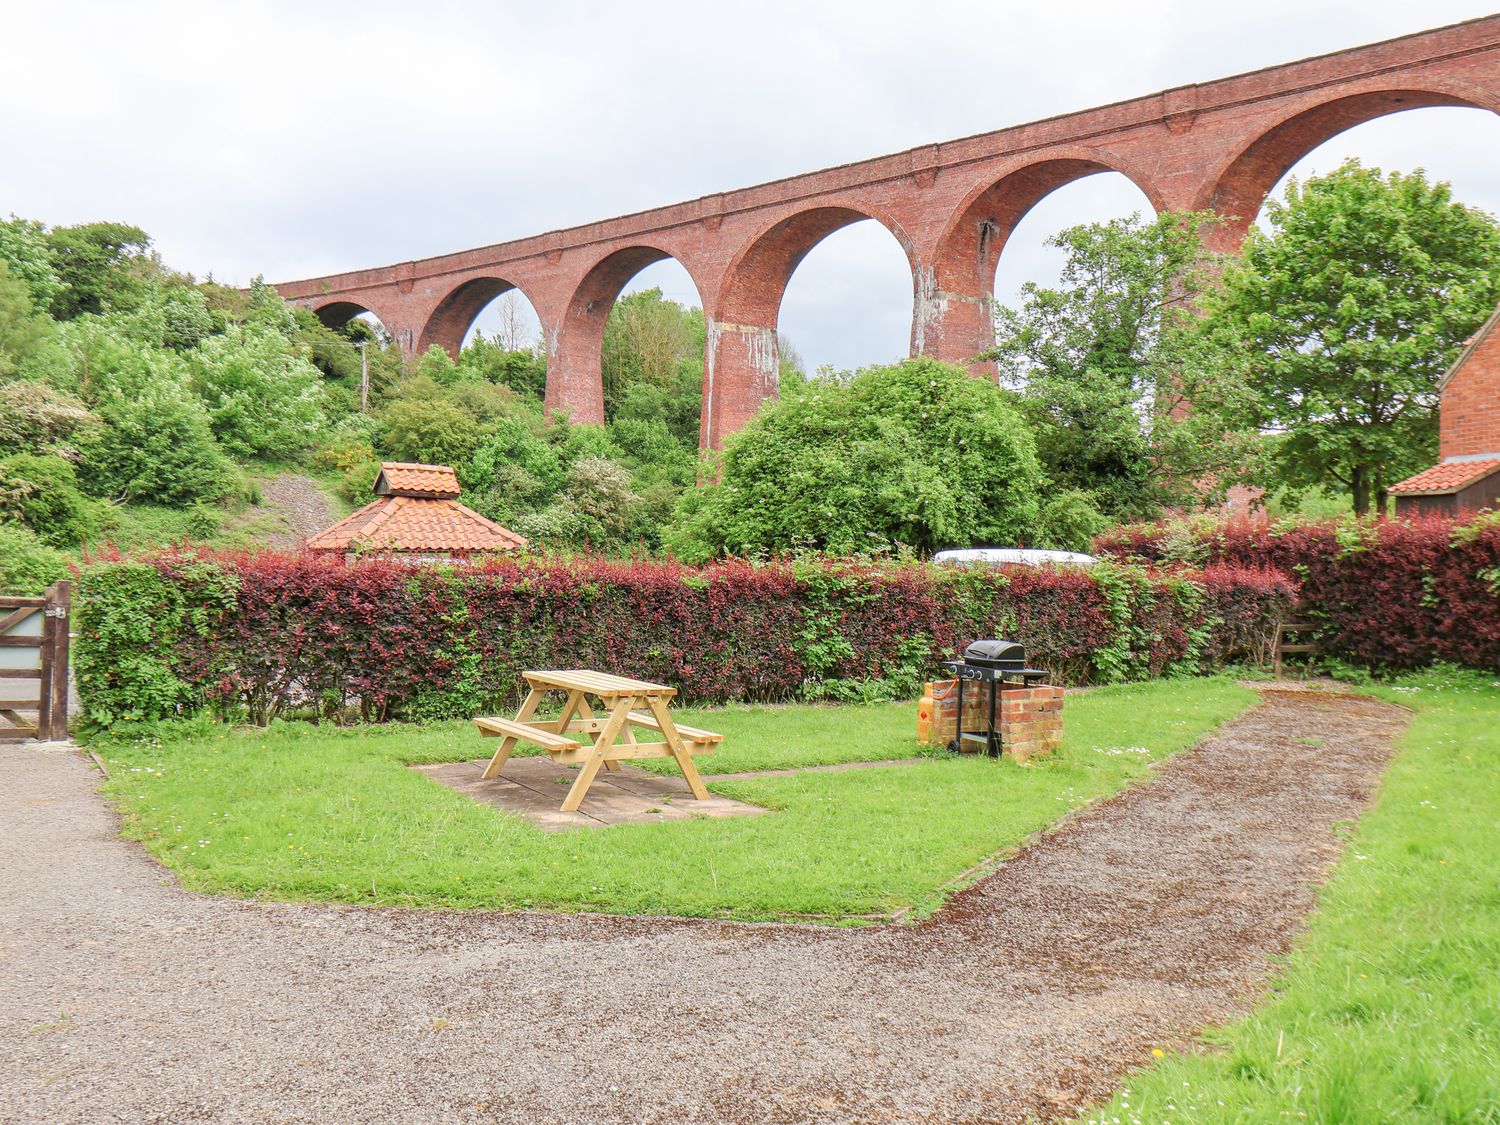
[375,462,461,499]
[306,495,528,554]
[1389,459,1500,496]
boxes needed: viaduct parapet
[272,16,1500,448]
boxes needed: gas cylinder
[916,683,935,743]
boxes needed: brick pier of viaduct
[272,15,1500,449]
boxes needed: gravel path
[251,473,336,548]
[1,689,1406,1124]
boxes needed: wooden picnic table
[473,670,722,813]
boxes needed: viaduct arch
[272,15,1500,448]
[707,203,918,447]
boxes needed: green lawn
[620,698,924,775]
[98,678,1254,921]
[1077,669,1500,1124]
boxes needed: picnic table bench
[474,669,723,813]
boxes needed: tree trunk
[1351,464,1370,516]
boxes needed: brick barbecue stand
[918,680,1065,765]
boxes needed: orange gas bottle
[916,683,935,743]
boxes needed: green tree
[291,307,362,382]
[0,261,61,380]
[84,385,237,506]
[666,357,1042,560]
[601,289,704,418]
[188,323,327,459]
[378,395,482,466]
[1197,161,1500,514]
[987,210,1248,518]
[291,307,405,420]
[45,222,152,318]
[243,276,299,338]
[56,315,192,403]
[120,282,219,352]
[455,333,548,400]
[609,413,696,490]
[0,217,63,310]
[611,371,701,452]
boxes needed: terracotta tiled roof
[308,461,527,554]
[375,462,461,499]
[306,495,528,554]
[1389,459,1500,496]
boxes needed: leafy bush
[73,555,239,726]
[73,550,1292,726]
[83,384,237,506]
[508,504,584,548]
[0,452,99,546]
[378,395,482,466]
[0,523,70,595]
[464,416,563,500]
[668,358,1043,560]
[0,380,99,456]
[1033,489,1109,552]
[1096,513,1500,671]
[557,456,638,548]
[339,459,380,504]
[188,323,327,459]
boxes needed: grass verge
[1077,669,1500,1124]
[97,678,1254,921]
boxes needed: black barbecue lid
[963,639,1025,663]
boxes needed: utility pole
[359,340,370,414]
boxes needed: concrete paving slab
[411,757,768,830]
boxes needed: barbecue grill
[942,639,1049,757]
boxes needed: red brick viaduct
[272,15,1500,450]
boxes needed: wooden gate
[0,580,71,741]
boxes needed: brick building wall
[1439,307,1500,460]
[1393,305,1500,514]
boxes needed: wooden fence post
[47,581,71,740]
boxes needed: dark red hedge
[1095,513,1500,671]
[73,550,1295,725]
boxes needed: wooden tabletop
[522,669,676,699]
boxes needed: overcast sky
[6,0,1499,371]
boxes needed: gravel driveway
[0,689,1406,1124]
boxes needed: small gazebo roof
[306,462,527,554]
[374,462,462,499]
